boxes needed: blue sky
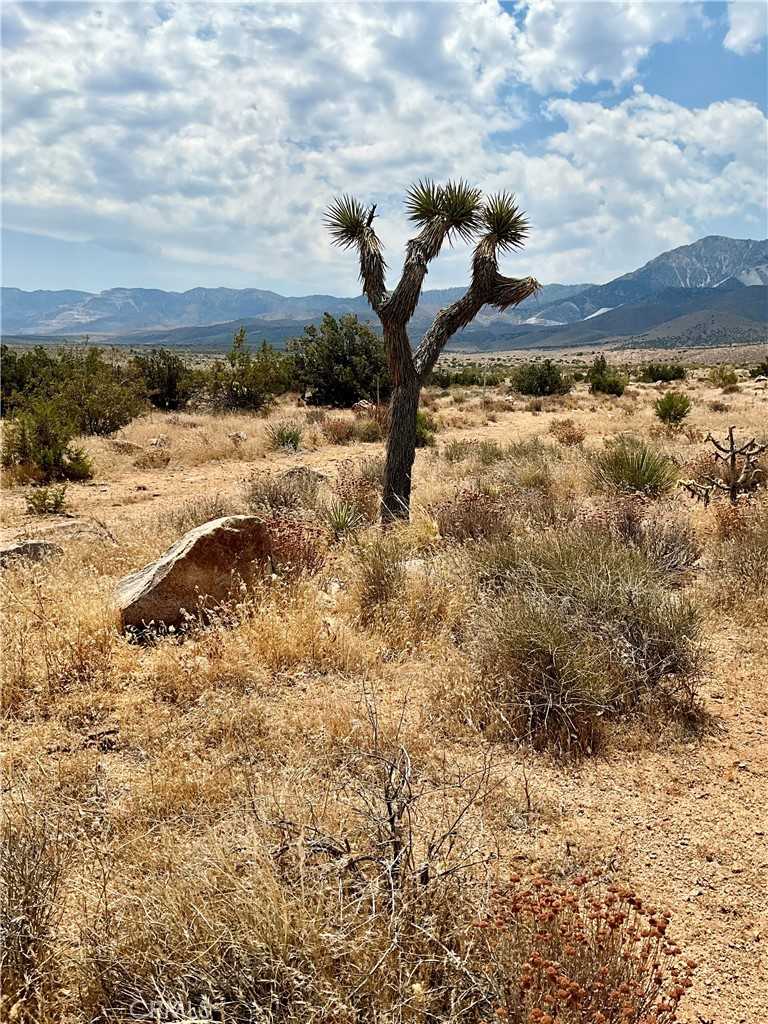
[2,1,766,295]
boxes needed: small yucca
[590,436,678,496]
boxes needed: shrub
[590,436,678,496]
[352,416,385,443]
[431,486,510,542]
[510,360,572,396]
[710,499,768,607]
[464,528,703,751]
[131,349,196,410]
[265,420,303,451]
[166,494,241,533]
[24,485,68,516]
[597,500,702,578]
[1,399,94,483]
[206,329,290,412]
[587,354,627,396]
[749,358,768,379]
[244,468,321,513]
[708,365,738,389]
[415,409,438,447]
[288,313,391,407]
[1,345,145,436]
[655,391,692,427]
[548,417,586,447]
[322,417,356,445]
[332,458,384,523]
[639,362,687,383]
[351,532,406,618]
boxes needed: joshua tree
[326,181,540,520]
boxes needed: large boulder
[115,515,275,631]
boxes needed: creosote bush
[590,436,678,497]
[639,363,686,384]
[2,399,94,484]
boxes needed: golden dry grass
[1,367,767,1022]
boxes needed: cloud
[1,1,764,293]
[724,1,768,54]
[513,0,701,93]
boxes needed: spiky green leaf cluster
[405,178,483,242]
[325,194,369,249]
[481,192,529,252]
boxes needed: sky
[2,0,767,296]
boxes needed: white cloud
[1,2,764,293]
[724,1,767,54]
[514,0,701,93]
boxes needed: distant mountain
[0,282,591,338]
[533,236,768,324]
[2,235,765,352]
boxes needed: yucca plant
[326,179,539,520]
[590,436,678,496]
[324,499,365,541]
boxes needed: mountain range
[2,236,766,351]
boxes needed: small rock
[148,435,170,449]
[228,431,248,446]
[0,539,63,568]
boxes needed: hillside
[533,236,768,323]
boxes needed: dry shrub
[549,418,586,447]
[1,810,70,1019]
[709,497,768,609]
[333,457,385,523]
[133,448,171,470]
[165,493,242,534]
[322,416,356,445]
[431,485,511,542]
[583,499,702,580]
[261,510,329,577]
[456,528,703,752]
[350,531,406,620]
[244,467,323,513]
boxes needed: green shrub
[206,329,291,412]
[24,484,68,516]
[131,349,196,410]
[1,345,145,436]
[655,391,692,426]
[586,354,627,396]
[1,399,94,483]
[352,417,385,443]
[639,362,687,383]
[415,409,437,447]
[708,365,738,389]
[590,436,678,496]
[749,358,768,379]
[510,360,572,396]
[265,420,303,451]
[464,528,703,751]
[288,313,391,407]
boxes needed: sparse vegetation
[266,419,303,451]
[1,347,764,1023]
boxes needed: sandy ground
[2,376,767,1022]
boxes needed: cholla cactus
[682,426,767,506]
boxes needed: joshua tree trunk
[381,371,420,520]
[325,182,540,521]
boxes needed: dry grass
[2,368,767,1022]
